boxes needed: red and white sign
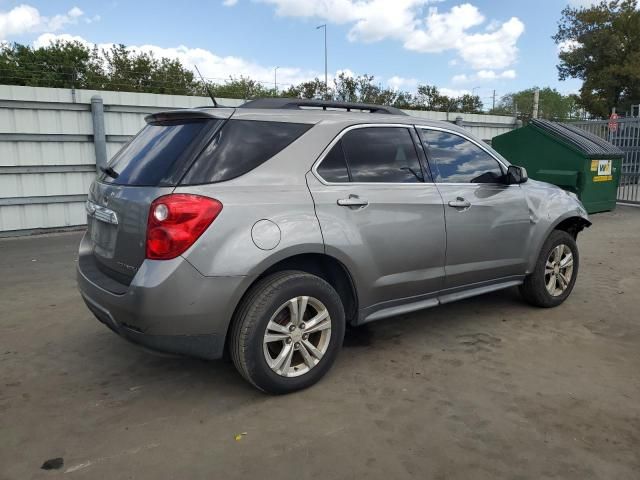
[608,112,619,132]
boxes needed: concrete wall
[0,85,517,236]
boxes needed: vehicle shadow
[74,286,529,400]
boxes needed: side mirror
[507,165,528,184]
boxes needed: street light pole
[316,24,327,98]
[274,66,279,95]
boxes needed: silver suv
[77,98,590,393]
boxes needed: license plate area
[89,217,118,258]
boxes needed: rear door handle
[337,195,368,207]
[448,197,471,209]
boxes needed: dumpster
[492,118,624,213]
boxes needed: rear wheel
[519,230,579,308]
[230,271,345,394]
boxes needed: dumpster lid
[530,118,623,158]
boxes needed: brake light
[146,194,223,260]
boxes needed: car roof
[149,98,475,139]
[188,105,466,132]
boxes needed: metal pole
[324,26,328,98]
[532,88,540,119]
[90,95,107,175]
[317,24,328,98]
[274,66,279,95]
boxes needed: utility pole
[492,89,496,111]
[274,66,279,95]
[316,24,328,98]
[532,87,540,119]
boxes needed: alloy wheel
[544,244,574,297]
[262,296,332,377]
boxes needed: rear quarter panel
[174,118,339,278]
[175,183,324,277]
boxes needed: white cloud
[452,73,468,83]
[567,0,598,6]
[260,1,524,70]
[452,69,516,83]
[68,7,84,18]
[387,75,418,90]
[456,17,524,70]
[223,0,238,6]
[0,4,87,40]
[85,14,102,24]
[440,87,471,98]
[557,39,581,53]
[33,32,88,48]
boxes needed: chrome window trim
[311,123,433,187]
[312,123,516,187]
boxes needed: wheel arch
[527,214,591,273]
[223,251,359,356]
[553,216,592,238]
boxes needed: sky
[0,0,595,104]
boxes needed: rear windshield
[180,119,312,184]
[99,119,218,186]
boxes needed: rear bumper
[77,233,245,360]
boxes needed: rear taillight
[146,194,223,260]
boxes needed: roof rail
[239,98,408,116]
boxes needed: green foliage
[491,87,580,121]
[0,40,488,113]
[553,0,640,117]
[281,77,326,99]
[0,41,200,94]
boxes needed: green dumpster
[492,119,623,213]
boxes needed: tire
[229,270,345,394]
[519,230,579,308]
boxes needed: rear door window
[181,119,312,184]
[100,120,216,186]
[317,141,350,182]
[341,127,424,183]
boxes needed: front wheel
[229,271,345,394]
[519,230,579,308]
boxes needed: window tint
[341,127,423,183]
[101,120,215,186]
[182,119,312,184]
[421,130,503,184]
[317,141,350,182]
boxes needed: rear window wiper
[100,166,119,179]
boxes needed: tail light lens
[146,194,222,260]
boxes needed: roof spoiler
[240,98,408,116]
[145,108,233,123]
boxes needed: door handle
[448,197,471,209]
[337,195,368,208]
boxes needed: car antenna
[194,65,218,107]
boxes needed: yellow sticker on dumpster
[590,160,598,172]
[593,175,612,182]
[597,160,612,176]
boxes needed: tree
[458,94,484,114]
[491,87,579,121]
[206,76,275,99]
[413,84,482,113]
[553,0,640,117]
[0,41,200,95]
[282,78,326,99]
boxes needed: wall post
[90,95,107,174]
